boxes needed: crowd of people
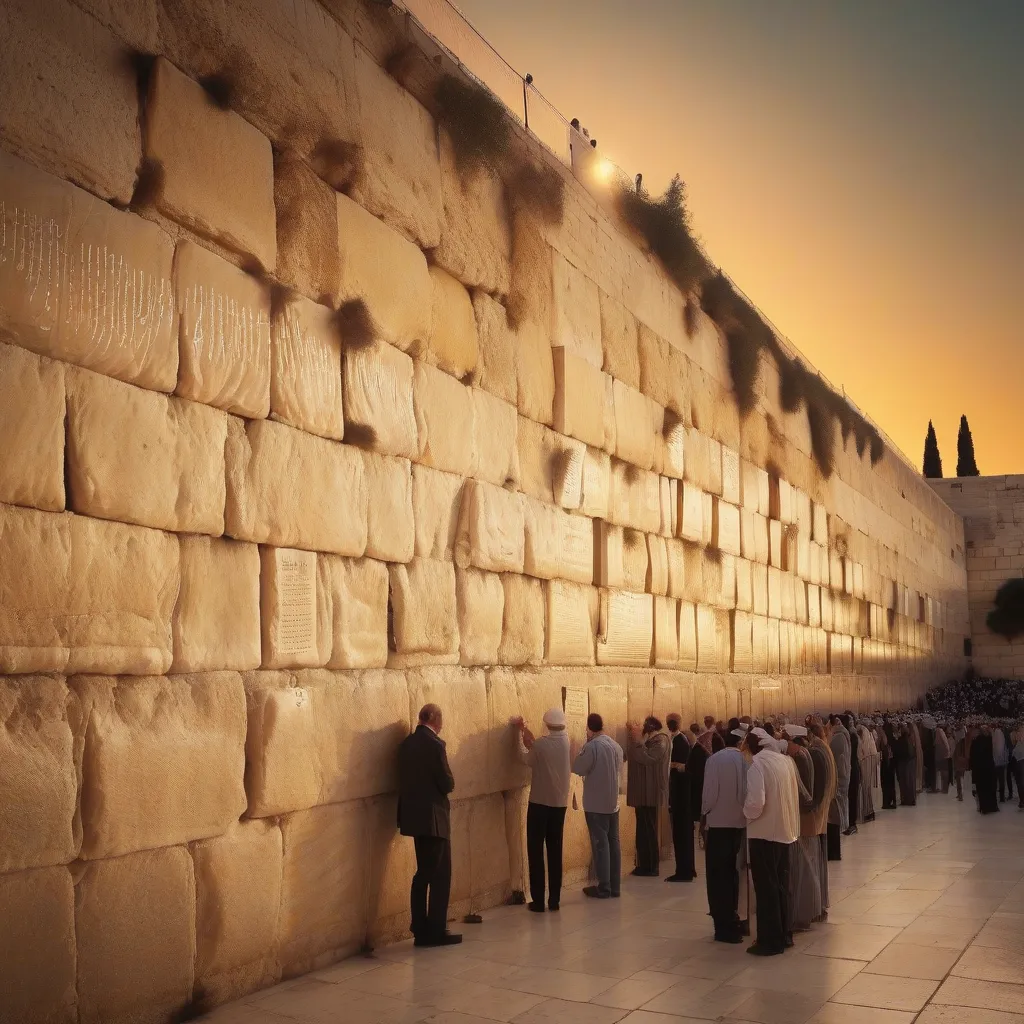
[394,699,1023,952]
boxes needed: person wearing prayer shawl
[856,721,877,823]
[827,716,850,860]
[805,721,837,919]
[781,725,818,931]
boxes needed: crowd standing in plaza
[396,691,1024,955]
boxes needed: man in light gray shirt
[572,712,624,899]
[515,708,571,913]
[701,724,749,943]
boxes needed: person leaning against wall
[397,704,462,947]
[626,716,671,877]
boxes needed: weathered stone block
[172,536,261,673]
[75,846,196,1024]
[678,482,704,543]
[260,548,329,670]
[343,338,419,459]
[599,291,640,389]
[412,464,464,561]
[653,595,679,667]
[0,0,140,205]
[678,601,698,671]
[522,496,593,586]
[516,316,555,425]
[193,820,283,1006]
[552,253,602,367]
[146,58,276,269]
[426,265,479,379]
[472,292,518,406]
[74,672,246,859]
[225,417,367,555]
[712,498,741,557]
[389,558,459,662]
[608,460,661,533]
[0,149,177,391]
[546,580,597,666]
[472,389,520,488]
[553,347,609,449]
[0,865,76,1023]
[613,379,658,471]
[0,677,79,874]
[361,451,415,564]
[455,479,525,574]
[647,534,669,597]
[413,359,476,476]
[0,343,65,512]
[721,447,741,505]
[336,191,431,354]
[66,366,228,535]
[457,567,504,666]
[595,520,625,590]
[498,574,545,666]
[323,556,388,670]
[581,446,611,520]
[175,240,272,418]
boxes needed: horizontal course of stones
[0,0,969,1021]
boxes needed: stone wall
[930,476,1024,677]
[0,0,969,1020]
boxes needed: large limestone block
[517,416,585,506]
[597,590,654,667]
[678,482,705,543]
[741,459,771,515]
[426,266,479,379]
[736,557,753,612]
[521,496,593,585]
[75,846,196,1024]
[74,673,247,859]
[343,338,419,459]
[434,133,511,295]
[485,670,529,794]
[146,58,276,269]
[711,498,742,557]
[472,390,520,488]
[665,538,687,600]
[546,580,597,666]
[613,379,658,471]
[595,520,625,590]
[451,794,512,904]
[696,604,730,672]
[65,366,228,535]
[678,602,698,671]
[768,567,784,620]
[412,464,464,561]
[244,669,409,816]
[498,574,545,666]
[732,610,753,673]
[260,548,330,670]
[0,0,139,204]
[638,324,684,415]
[472,293,518,407]
[552,253,603,368]
[621,529,651,593]
[0,149,177,391]
[599,291,640,389]
[608,460,661,533]
[325,556,389,670]
[270,294,343,440]
[193,820,283,1006]
[175,240,272,418]
[0,677,79,873]
[336,192,431,354]
[172,536,261,673]
[516,316,555,425]
[406,666,488,799]
[812,502,829,544]
[581,447,611,519]
[225,417,367,555]
[0,866,76,1024]
[389,558,459,662]
[0,343,65,511]
[279,802,367,976]
[455,479,526,574]
[413,360,477,476]
[361,451,415,564]
[350,45,442,251]
[553,348,609,449]
[457,568,504,666]
[721,447,741,505]
[654,595,680,667]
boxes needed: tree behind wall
[922,421,943,478]
[956,415,980,476]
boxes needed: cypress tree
[922,421,943,478]
[956,414,980,476]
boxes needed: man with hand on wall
[573,712,624,899]
[398,704,461,947]
[626,716,671,877]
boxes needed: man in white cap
[515,708,571,912]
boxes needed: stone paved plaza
[201,793,1024,1024]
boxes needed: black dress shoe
[714,934,744,944]
[415,932,463,947]
[583,886,610,899]
[527,902,545,913]
[746,943,784,956]
[665,874,694,882]
[548,901,559,911]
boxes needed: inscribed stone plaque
[260,547,319,668]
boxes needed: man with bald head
[398,704,461,946]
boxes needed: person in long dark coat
[880,722,898,809]
[687,726,710,827]
[895,725,916,806]
[970,725,1000,814]
[666,714,695,881]
[843,714,860,834]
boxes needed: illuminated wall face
[460,0,1024,475]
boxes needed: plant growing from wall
[434,73,512,172]
[986,578,1024,641]
[922,421,943,478]
[956,414,980,476]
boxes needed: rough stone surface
[498,573,545,666]
[0,0,140,205]
[361,451,415,564]
[0,149,178,391]
[553,347,609,449]
[175,239,272,419]
[412,464,464,561]
[172,536,261,673]
[65,365,228,535]
[75,846,196,1024]
[546,580,597,666]
[454,479,526,575]
[522,496,594,585]
[600,291,640,389]
[146,57,277,270]
[343,339,419,459]
[0,342,65,512]
[472,389,520,488]
[73,672,247,859]
[389,558,459,662]
[516,316,555,426]
[597,589,654,667]
[0,676,79,873]
[336,192,431,354]
[472,292,518,407]
[413,360,476,476]
[426,265,479,379]
[0,866,76,1024]
[552,253,602,367]
[260,547,327,670]
[613,379,659,471]
[225,417,367,555]
[325,556,389,669]
[457,567,504,666]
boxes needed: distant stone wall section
[0,0,969,1020]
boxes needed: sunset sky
[456,0,1024,475]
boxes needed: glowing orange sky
[456,0,1024,476]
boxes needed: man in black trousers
[398,703,462,947]
[665,713,695,882]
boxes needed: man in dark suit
[665,713,695,882]
[398,703,462,947]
